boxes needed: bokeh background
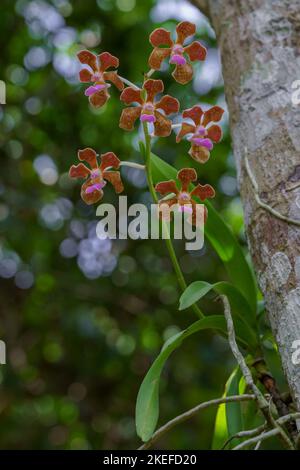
[0,0,251,449]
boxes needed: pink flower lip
[169,54,186,65]
[192,137,213,150]
[85,181,106,194]
[178,205,193,214]
[140,113,156,123]
[85,84,106,97]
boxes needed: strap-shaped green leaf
[136,315,227,442]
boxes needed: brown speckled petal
[98,52,119,71]
[155,180,178,195]
[81,179,104,205]
[202,106,224,126]
[148,47,171,70]
[103,71,124,91]
[184,41,207,61]
[189,144,210,163]
[207,124,222,143]
[103,171,124,193]
[79,68,93,82]
[78,148,98,169]
[144,79,164,102]
[158,198,178,222]
[69,163,91,179]
[89,89,109,108]
[182,105,204,126]
[175,21,196,45]
[119,106,142,131]
[191,201,207,226]
[120,87,143,105]
[153,110,172,137]
[77,50,97,72]
[191,183,215,201]
[176,122,196,142]
[100,152,120,171]
[149,28,173,47]
[155,95,180,115]
[177,168,197,191]
[172,62,193,85]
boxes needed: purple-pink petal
[140,113,156,123]
[191,137,213,150]
[84,84,106,97]
[169,54,187,65]
[178,205,193,214]
[85,182,106,194]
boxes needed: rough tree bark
[191,0,300,410]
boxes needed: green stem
[142,122,203,319]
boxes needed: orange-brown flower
[69,148,124,205]
[148,21,207,85]
[77,50,124,108]
[155,168,215,225]
[119,79,179,137]
[176,105,224,163]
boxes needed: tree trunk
[192,0,300,410]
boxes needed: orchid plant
[68,22,263,447]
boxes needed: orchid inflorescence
[69,21,224,225]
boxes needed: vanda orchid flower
[148,21,207,85]
[155,168,215,225]
[77,50,124,108]
[176,105,224,163]
[69,148,124,205]
[119,79,179,137]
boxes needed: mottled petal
[98,52,119,71]
[155,180,178,195]
[176,122,196,142]
[103,171,124,193]
[207,124,222,143]
[120,87,143,105]
[79,68,93,82]
[119,106,142,131]
[155,95,180,115]
[184,41,207,61]
[78,148,98,169]
[81,179,103,205]
[144,79,164,102]
[172,62,193,85]
[153,110,172,137]
[158,198,178,222]
[191,201,207,226]
[191,183,215,201]
[148,47,171,70]
[100,152,120,171]
[189,144,210,163]
[176,21,196,45]
[69,163,90,179]
[202,106,224,126]
[149,28,173,47]
[182,105,204,126]
[177,168,197,191]
[77,50,97,72]
[89,89,109,108]
[103,71,124,91]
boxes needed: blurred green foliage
[0,0,279,450]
